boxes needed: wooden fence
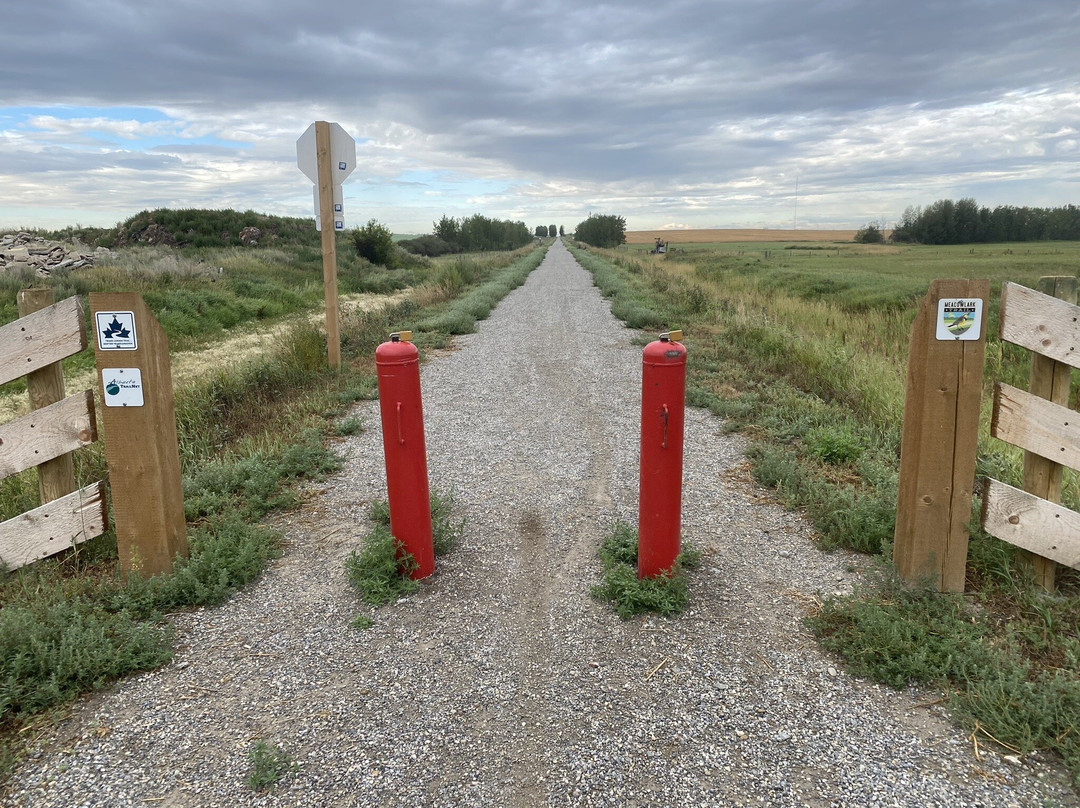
[895,276,1080,593]
[1,290,187,576]
[0,291,107,569]
[983,278,1080,592]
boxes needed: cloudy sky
[2,0,1078,233]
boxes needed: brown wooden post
[315,120,342,371]
[1019,276,1077,591]
[90,293,187,576]
[894,279,989,592]
[17,289,79,504]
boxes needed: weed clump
[345,525,420,607]
[591,522,700,620]
[346,490,464,611]
[246,740,294,792]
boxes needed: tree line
[890,199,1080,244]
[397,215,534,257]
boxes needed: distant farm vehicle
[651,237,667,254]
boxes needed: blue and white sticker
[102,368,144,407]
[96,311,137,350]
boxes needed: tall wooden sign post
[894,279,989,592]
[90,293,187,577]
[297,121,356,371]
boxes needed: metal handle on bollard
[396,401,405,445]
[661,404,669,449]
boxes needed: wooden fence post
[90,293,187,577]
[16,289,79,504]
[894,279,989,592]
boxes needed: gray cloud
[2,0,1078,229]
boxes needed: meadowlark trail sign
[297,121,356,370]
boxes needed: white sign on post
[101,368,145,407]
[95,311,138,351]
[297,123,355,228]
[314,185,345,232]
[296,123,356,185]
[936,298,984,341]
[296,121,355,371]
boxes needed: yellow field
[625,229,858,244]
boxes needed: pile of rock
[0,233,113,276]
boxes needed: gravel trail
[4,240,1076,807]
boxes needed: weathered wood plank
[0,390,97,480]
[983,478,1080,570]
[1000,281,1080,370]
[993,383,1080,473]
[16,289,79,503]
[1017,277,1077,591]
[0,295,86,387]
[0,481,107,571]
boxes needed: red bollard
[638,330,687,578]
[375,331,435,579]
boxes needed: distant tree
[559,225,565,237]
[548,224,557,237]
[433,215,460,245]
[890,206,921,243]
[535,225,547,238]
[352,219,396,267]
[573,214,626,248]
[854,223,884,244]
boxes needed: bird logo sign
[936,299,983,341]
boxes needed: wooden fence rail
[0,291,108,570]
[984,278,1080,592]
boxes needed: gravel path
[4,240,1076,807]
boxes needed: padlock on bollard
[637,329,687,578]
[375,331,435,579]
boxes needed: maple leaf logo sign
[102,316,131,341]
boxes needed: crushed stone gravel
[3,239,1076,807]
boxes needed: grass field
[625,228,858,244]
[569,237,1080,786]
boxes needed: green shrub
[804,424,864,465]
[345,525,419,606]
[590,522,699,619]
[351,220,397,267]
[247,740,294,792]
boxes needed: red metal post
[638,330,687,578]
[375,331,435,579]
